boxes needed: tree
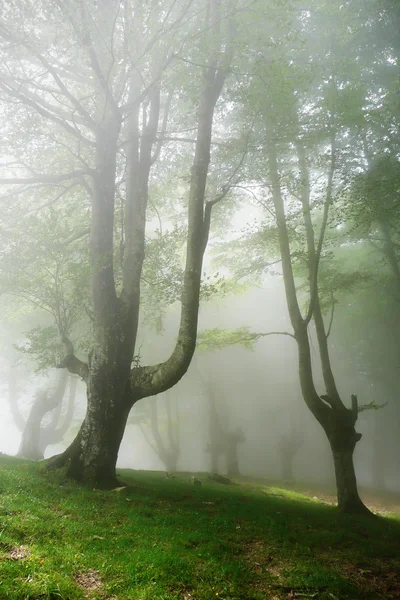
[9,369,77,460]
[132,391,181,473]
[211,0,397,514]
[195,359,245,476]
[0,0,238,487]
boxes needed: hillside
[0,455,399,600]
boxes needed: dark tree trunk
[331,448,369,514]
[49,365,131,488]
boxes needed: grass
[0,456,399,600]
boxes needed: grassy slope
[0,456,399,600]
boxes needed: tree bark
[331,443,370,515]
[48,365,131,488]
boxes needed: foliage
[0,456,399,600]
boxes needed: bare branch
[0,81,95,145]
[0,170,91,185]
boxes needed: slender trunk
[210,449,220,474]
[226,443,240,477]
[149,397,180,472]
[266,131,372,515]
[18,396,47,460]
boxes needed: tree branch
[57,337,88,382]
[304,131,336,326]
[0,170,92,186]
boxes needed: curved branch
[57,337,89,381]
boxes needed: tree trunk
[209,447,220,474]
[18,395,47,460]
[226,445,240,477]
[48,363,131,488]
[18,372,68,460]
[266,132,373,515]
[331,447,370,515]
[163,454,178,473]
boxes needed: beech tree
[9,370,77,460]
[209,0,398,514]
[0,0,240,487]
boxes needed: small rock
[189,476,202,486]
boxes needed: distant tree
[131,391,180,473]
[195,361,245,477]
[209,0,399,514]
[9,369,77,460]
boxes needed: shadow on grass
[0,457,399,599]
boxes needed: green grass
[0,456,399,599]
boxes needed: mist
[0,0,399,515]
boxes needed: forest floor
[0,455,399,600]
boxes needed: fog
[1,275,398,493]
[0,0,399,514]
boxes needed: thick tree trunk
[331,447,370,515]
[48,364,131,488]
